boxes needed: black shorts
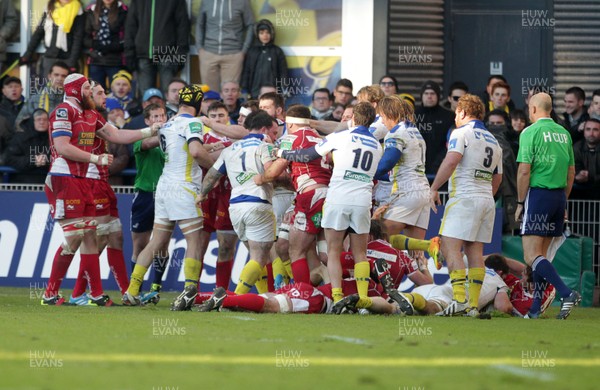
[131,190,155,233]
[521,187,566,237]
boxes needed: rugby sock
[450,269,467,303]
[128,264,148,296]
[529,269,548,314]
[355,261,373,308]
[72,270,87,298]
[532,256,571,298]
[404,292,427,311]
[151,255,169,286]
[291,258,311,284]
[272,257,290,286]
[235,260,262,294]
[255,266,269,293]
[81,253,103,298]
[389,234,430,251]
[332,287,344,303]
[183,257,202,288]
[45,247,74,297]
[223,294,266,312]
[107,248,129,295]
[266,263,274,292]
[216,259,233,289]
[282,259,293,280]
[467,267,485,309]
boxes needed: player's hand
[195,193,206,207]
[150,122,163,136]
[515,203,524,222]
[430,189,440,213]
[372,203,389,220]
[253,174,264,186]
[199,116,211,127]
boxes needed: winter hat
[421,80,441,100]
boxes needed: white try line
[2,351,600,367]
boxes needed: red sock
[107,248,129,295]
[223,294,266,312]
[72,269,87,298]
[340,252,354,278]
[80,254,104,297]
[291,258,310,284]
[45,247,74,297]
[266,263,274,292]
[216,259,233,289]
[195,292,213,305]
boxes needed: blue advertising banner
[0,191,503,294]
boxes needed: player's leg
[170,217,205,311]
[215,231,237,289]
[464,241,485,312]
[324,228,346,303]
[493,290,513,315]
[437,236,468,315]
[288,227,316,284]
[349,232,372,309]
[235,239,273,294]
[106,218,129,295]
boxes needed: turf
[1,287,599,390]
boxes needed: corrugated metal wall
[387,0,445,101]
[553,0,600,112]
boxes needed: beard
[82,94,96,110]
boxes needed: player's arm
[198,167,224,204]
[492,173,503,196]
[200,116,248,139]
[408,270,433,286]
[140,136,160,151]
[374,145,402,180]
[254,158,288,185]
[566,165,575,199]
[429,151,462,210]
[96,122,161,144]
[188,139,214,169]
[309,119,348,135]
[53,136,113,166]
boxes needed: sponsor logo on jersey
[52,121,72,130]
[78,132,95,146]
[474,169,492,181]
[56,108,68,119]
[367,249,397,262]
[343,170,371,183]
[235,172,255,185]
[279,139,293,151]
[189,122,203,133]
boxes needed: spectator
[310,88,333,120]
[106,97,126,128]
[485,109,510,127]
[84,0,128,90]
[241,19,287,100]
[197,0,254,91]
[589,89,600,120]
[220,80,243,123]
[333,78,353,106]
[199,90,221,117]
[20,0,84,75]
[487,81,512,114]
[379,75,399,96]
[508,109,527,156]
[5,109,50,183]
[562,86,589,144]
[414,80,454,175]
[324,102,345,122]
[442,81,468,112]
[165,78,187,119]
[125,0,189,95]
[106,69,140,118]
[478,75,515,113]
[0,76,25,132]
[573,118,600,200]
[399,93,415,111]
[15,61,69,131]
[0,0,18,73]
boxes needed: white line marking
[493,364,555,381]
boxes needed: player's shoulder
[51,103,76,120]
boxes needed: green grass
[1,287,599,390]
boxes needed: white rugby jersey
[369,115,388,140]
[158,113,204,183]
[447,120,503,198]
[315,126,382,207]
[384,121,429,195]
[213,134,275,203]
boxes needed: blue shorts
[131,191,155,233]
[521,187,565,237]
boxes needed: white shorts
[229,202,276,242]
[478,271,509,310]
[439,196,495,243]
[154,180,202,221]
[373,180,392,205]
[321,203,371,234]
[412,284,453,311]
[273,189,295,235]
[383,190,431,229]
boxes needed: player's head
[484,254,509,277]
[246,110,278,140]
[238,100,259,126]
[455,93,485,127]
[179,84,205,115]
[259,92,284,118]
[207,101,230,125]
[356,85,385,108]
[285,104,311,133]
[369,219,387,241]
[377,95,414,130]
[352,101,376,128]
[90,80,107,112]
[64,73,94,109]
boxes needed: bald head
[528,92,553,122]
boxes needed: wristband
[517,201,525,205]
[89,154,99,164]
[99,154,109,166]
[276,149,284,158]
[140,127,152,139]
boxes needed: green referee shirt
[133,140,165,192]
[516,117,574,189]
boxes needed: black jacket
[84,2,128,67]
[24,9,85,69]
[0,94,24,131]
[241,19,288,99]
[414,105,455,175]
[562,107,589,145]
[124,0,190,69]
[5,116,50,183]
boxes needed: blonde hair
[377,95,415,123]
[456,94,485,120]
[356,85,385,104]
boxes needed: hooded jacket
[241,19,288,99]
[124,0,190,69]
[84,1,128,67]
[5,113,50,183]
[197,0,254,55]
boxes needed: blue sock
[532,256,571,298]
[529,268,547,314]
[152,256,169,285]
